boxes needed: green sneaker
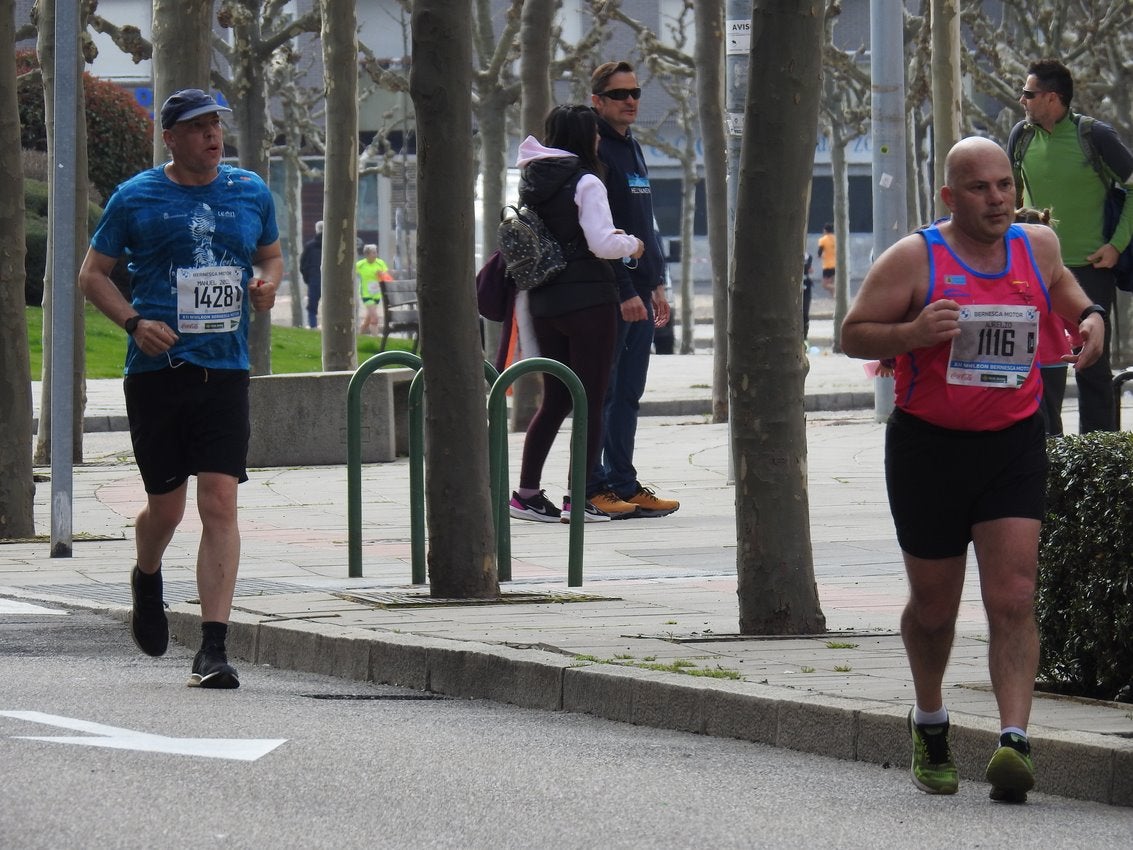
[986,732,1034,803]
[908,709,959,794]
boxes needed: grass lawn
[26,305,414,379]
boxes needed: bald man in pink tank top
[842,137,1104,804]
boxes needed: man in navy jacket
[586,61,680,519]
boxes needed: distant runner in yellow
[818,222,836,294]
[357,243,391,336]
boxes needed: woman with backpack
[508,104,645,524]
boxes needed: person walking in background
[1009,57,1133,432]
[78,88,283,689]
[585,60,679,521]
[357,243,390,336]
[818,222,836,295]
[508,105,645,524]
[299,220,323,329]
[842,138,1104,802]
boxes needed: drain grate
[300,693,447,701]
[335,590,614,608]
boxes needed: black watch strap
[1079,304,1105,323]
[124,315,142,336]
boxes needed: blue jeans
[587,298,654,499]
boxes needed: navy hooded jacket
[595,114,665,302]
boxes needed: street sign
[0,711,286,762]
[726,19,751,55]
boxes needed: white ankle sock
[914,705,949,726]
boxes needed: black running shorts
[884,408,1047,560]
[124,364,251,495]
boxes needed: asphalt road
[1,602,1130,849]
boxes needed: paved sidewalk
[9,342,1133,808]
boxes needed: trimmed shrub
[1037,432,1133,702]
[17,51,153,202]
[23,177,104,306]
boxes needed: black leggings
[518,302,618,492]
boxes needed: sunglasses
[598,87,642,101]
[1020,89,1042,100]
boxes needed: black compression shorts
[884,408,1047,560]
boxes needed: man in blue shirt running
[79,88,283,690]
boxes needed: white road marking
[0,711,286,761]
[0,600,67,615]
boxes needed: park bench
[379,278,419,353]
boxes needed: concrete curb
[75,392,881,434]
[133,604,1133,808]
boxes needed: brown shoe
[589,490,640,520]
[625,486,679,518]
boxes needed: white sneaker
[560,496,611,523]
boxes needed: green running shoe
[908,709,959,794]
[986,732,1034,803]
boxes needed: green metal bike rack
[347,351,422,579]
[347,351,500,583]
[488,357,588,587]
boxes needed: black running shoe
[509,490,562,523]
[129,565,169,657]
[188,646,240,689]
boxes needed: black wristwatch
[1079,304,1105,324]
[123,315,142,336]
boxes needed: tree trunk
[732,0,826,635]
[929,0,960,220]
[510,0,554,431]
[678,114,696,356]
[411,0,498,599]
[0,0,35,538]
[150,0,212,166]
[695,0,729,422]
[229,0,273,374]
[473,86,508,369]
[283,154,304,328]
[830,121,849,353]
[34,0,87,467]
[320,0,359,372]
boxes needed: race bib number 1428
[176,266,242,334]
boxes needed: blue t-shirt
[91,163,279,374]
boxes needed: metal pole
[725,1,752,484]
[49,0,80,558]
[869,0,908,421]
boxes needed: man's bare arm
[841,235,961,360]
[249,240,283,312]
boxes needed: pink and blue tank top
[894,223,1051,431]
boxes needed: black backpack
[1008,114,1133,292]
[496,205,567,291]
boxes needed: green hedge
[23,178,105,306]
[18,51,153,202]
[1037,432,1133,702]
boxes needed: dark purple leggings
[518,302,618,492]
